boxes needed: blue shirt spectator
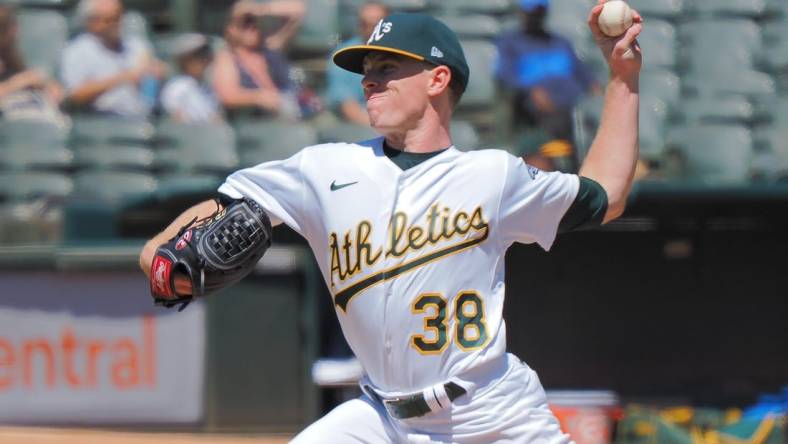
[494,0,599,172]
[326,2,389,125]
[326,37,365,113]
[495,30,595,111]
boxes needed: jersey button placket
[382,174,404,381]
[382,253,395,375]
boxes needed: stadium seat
[0,146,73,172]
[156,121,238,174]
[692,0,767,18]
[431,0,512,14]
[683,46,754,77]
[73,171,157,201]
[450,120,480,150]
[457,40,497,109]
[766,0,788,16]
[156,120,236,150]
[546,15,591,53]
[124,0,167,18]
[0,120,69,148]
[497,15,518,33]
[17,10,68,75]
[639,70,680,107]
[0,172,73,202]
[122,10,150,43]
[380,0,428,11]
[572,94,603,154]
[9,0,73,7]
[539,0,596,57]
[342,0,427,17]
[318,123,378,144]
[235,120,318,166]
[157,145,238,175]
[678,96,755,124]
[684,69,775,98]
[156,174,224,200]
[684,19,761,61]
[768,98,788,126]
[777,71,788,94]
[0,200,62,244]
[753,127,788,179]
[437,14,501,40]
[636,19,676,69]
[546,0,592,27]
[338,0,360,38]
[195,7,227,36]
[680,19,761,61]
[638,95,669,160]
[74,145,155,171]
[761,21,788,74]
[765,0,788,16]
[71,115,154,147]
[762,18,788,49]
[626,0,684,19]
[292,0,341,55]
[152,32,182,58]
[576,94,670,161]
[576,42,608,84]
[152,32,184,74]
[665,125,753,183]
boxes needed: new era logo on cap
[431,47,444,58]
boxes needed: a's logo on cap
[368,19,393,43]
[431,46,444,58]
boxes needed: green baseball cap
[333,12,470,93]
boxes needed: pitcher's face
[362,53,433,132]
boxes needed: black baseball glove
[149,198,273,311]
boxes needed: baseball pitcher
[140,2,643,442]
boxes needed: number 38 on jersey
[410,290,489,354]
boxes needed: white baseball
[598,0,634,37]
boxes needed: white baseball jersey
[218,137,579,395]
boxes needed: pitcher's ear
[427,65,452,99]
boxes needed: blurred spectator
[213,0,305,119]
[161,34,223,124]
[61,0,166,118]
[0,5,68,126]
[495,0,600,171]
[326,1,389,125]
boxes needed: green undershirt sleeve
[558,176,608,234]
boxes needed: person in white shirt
[161,34,223,124]
[60,0,165,118]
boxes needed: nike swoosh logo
[330,180,358,192]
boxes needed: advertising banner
[0,272,204,424]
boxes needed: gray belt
[364,382,467,419]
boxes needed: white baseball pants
[291,354,574,444]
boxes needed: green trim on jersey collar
[383,142,449,171]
